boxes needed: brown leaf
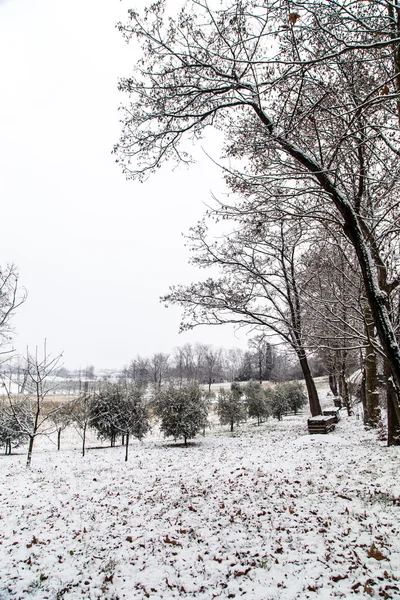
[331,574,348,582]
[288,13,300,25]
[381,85,390,96]
[164,534,181,546]
[234,567,251,577]
[368,543,388,561]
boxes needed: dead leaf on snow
[234,567,251,577]
[288,12,300,24]
[368,543,388,561]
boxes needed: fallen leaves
[368,542,388,561]
[288,12,301,25]
[164,534,181,547]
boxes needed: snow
[1,386,399,599]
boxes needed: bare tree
[69,392,95,457]
[197,344,223,391]
[248,334,274,384]
[149,352,170,389]
[115,0,400,441]
[2,343,63,467]
[224,347,244,383]
[0,264,26,356]
[163,217,322,415]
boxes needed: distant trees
[153,381,208,445]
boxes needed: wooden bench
[308,415,336,434]
[322,407,341,423]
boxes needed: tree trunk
[363,303,380,427]
[338,371,351,416]
[385,359,400,446]
[26,436,34,468]
[125,432,130,461]
[82,424,87,457]
[230,419,234,432]
[298,355,321,416]
[361,368,367,425]
[328,374,338,396]
[57,428,61,451]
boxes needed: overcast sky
[0,0,249,369]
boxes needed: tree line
[0,372,306,465]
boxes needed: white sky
[0,0,248,369]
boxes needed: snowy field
[1,388,400,599]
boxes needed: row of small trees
[0,380,306,462]
[218,381,307,431]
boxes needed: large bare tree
[163,215,322,416]
[115,0,400,439]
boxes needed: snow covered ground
[1,386,399,599]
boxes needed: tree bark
[385,359,400,446]
[26,436,34,468]
[338,371,351,416]
[125,432,130,461]
[82,424,87,457]
[328,374,338,396]
[298,355,322,416]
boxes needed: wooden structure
[322,407,341,423]
[307,415,336,434]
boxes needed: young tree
[217,382,246,432]
[153,381,208,445]
[90,383,123,448]
[0,397,31,455]
[3,344,63,467]
[279,381,307,415]
[244,380,269,425]
[69,392,96,457]
[267,386,289,422]
[50,401,73,451]
[117,382,150,461]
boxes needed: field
[0,386,399,599]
